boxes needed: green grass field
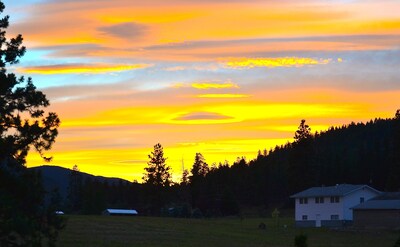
[57,215,399,247]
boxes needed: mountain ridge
[29,165,132,200]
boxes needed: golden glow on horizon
[57,99,366,129]
[26,138,292,182]
[267,125,332,133]
[34,86,398,182]
[20,63,152,74]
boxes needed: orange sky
[4,0,400,182]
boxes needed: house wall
[342,188,379,220]
[294,187,381,226]
[295,197,343,221]
[353,210,400,229]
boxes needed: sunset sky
[4,0,400,182]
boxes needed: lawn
[57,215,399,247]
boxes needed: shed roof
[352,200,400,210]
[104,209,138,215]
[290,184,380,198]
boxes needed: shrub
[294,234,308,247]
[393,236,400,247]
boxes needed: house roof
[104,209,138,215]
[352,200,400,210]
[290,184,380,198]
[370,192,400,200]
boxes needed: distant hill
[29,165,131,200]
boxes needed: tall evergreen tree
[289,119,315,192]
[143,143,172,187]
[294,119,312,142]
[181,169,189,185]
[189,153,209,209]
[190,153,209,181]
[0,1,63,245]
[66,165,83,213]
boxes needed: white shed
[102,209,138,216]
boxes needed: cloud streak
[197,94,249,98]
[224,57,333,69]
[192,81,239,90]
[98,22,148,39]
[20,63,152,74]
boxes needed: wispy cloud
[20,63,152,74]
[192,81,239,90]
[98,22,148,39]
[224,57,332,69]
[164,66,186,71]
[197,94,249,98]
[172,80,239,90]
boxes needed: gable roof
[352,200,400,210]
[290,184,380,198]
[104,209,138,215]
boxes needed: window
[330,196,340,203]
[330,215,339,220]
[360,197,365,203]
[315,197,324,204]
[299,198,308,204]
[302,215,308,220]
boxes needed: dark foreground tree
[142,143,172,214]
[190,153,209,182]
[189,153,209,208]
[0,1,63,246]
[66,165,83,213]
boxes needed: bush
[271,208,280,227]
[191,208,203,218]
[258,222,266,230]
[393,236,400,247]
[294,234,307,247]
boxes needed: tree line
[62,112,400,218]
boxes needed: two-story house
[291,184,381,227]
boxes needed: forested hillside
[44,112,400,216]
[194,113,400,213]
[172,112,400,216]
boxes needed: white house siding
[294,187,381,227]
[295,197,343,221]
[342,188,379,220]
